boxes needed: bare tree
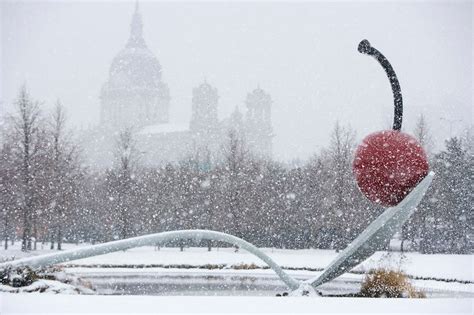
[325,122,359,249]
[220,129,249,250]
[46,101,80,250]
[460,125,474,155]
[111,128,139,240]
[0,140,17,249]
[10,86,42,251]
[413,114,433,156]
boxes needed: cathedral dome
[108,47,162,88]
[100,3,171,129]
[106,3,162,89]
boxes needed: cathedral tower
[245,87,273,157]
[190,80,219,134]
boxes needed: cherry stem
[358,39,403,131]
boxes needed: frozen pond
[69,270,474,298]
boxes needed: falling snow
[0,2,472,314]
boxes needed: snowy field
[1,244,473,314]
[2,294,473,314]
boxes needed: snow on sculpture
[0,230,299,291]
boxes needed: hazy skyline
[1,0,472,161]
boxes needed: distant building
[85,3,273,168]
[100,2,170,130]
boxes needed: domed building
[100,2,170,130]
[86,3,273,168]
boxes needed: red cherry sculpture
[354,40,429,206]
[353,130,429,207]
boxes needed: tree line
[0,87,472,253]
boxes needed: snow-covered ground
[1,294,473,314]
[2,243,471,282]
[1,243,472,314]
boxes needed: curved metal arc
[0,229,301,291]
[358,39,403,131]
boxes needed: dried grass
[360,269,426,298]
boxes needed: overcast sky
[1,0,472,161]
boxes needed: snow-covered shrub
[231,263,259,270]
[0,266,44,287]
[0,266,94,294]
[0,279,94,294]
[360,269,425,298]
